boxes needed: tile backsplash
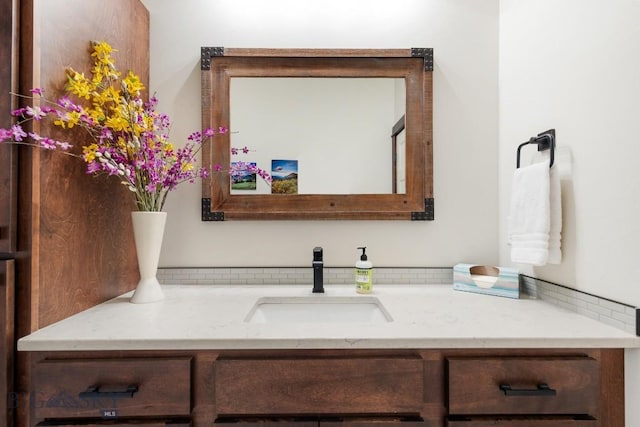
[157,267,453,286]
[157,267,638,336]
[520,275,638,336]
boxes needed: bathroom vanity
[18,285,640,427]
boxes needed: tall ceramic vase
[130,211,167,304]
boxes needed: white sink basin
[245,296,393,323]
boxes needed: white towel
[547,166,562,264]
[508,161,562,266]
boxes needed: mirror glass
[230,77,406,195]
[201,48,433,220]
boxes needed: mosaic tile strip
[521,275,638,336]
[157,267,453,286]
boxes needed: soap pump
[355,246,373,294]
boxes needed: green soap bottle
[355,247,373,294]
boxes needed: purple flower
[11,108,27,117]
[9,125,27,141]
[56,141,73,150]
[0,128,12,142]
[187,131,201,141]
[30,88,44,96]
[25,106,47,120]
[86,162,100,174]
[57,96,77,110]
[39,137,58,150]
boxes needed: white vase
[130,211,167,304]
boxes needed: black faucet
[312,247,324,293]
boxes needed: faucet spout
[312,246,324,293]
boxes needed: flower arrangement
[0,41,270,212]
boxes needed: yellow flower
[122,71,145,96]
[89,42,120,85]
[88,106,106,124]
[82,143,99,162]
[181,161,194,172]
[53,117,67,129]
[91,41,115,59]
[93,86,120,106]
[65,111,81,128]
[66,71,93,99]
[117,136,128,149]
[105,115,130,132]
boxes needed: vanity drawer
[447,357,599,416]
[215,357,424,415]
[37,423,190,427]
[34,357,191,419]
[447,418,596,426]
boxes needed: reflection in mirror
[391,115,406,194]
[201,48,434,220]
[230,77,406,195]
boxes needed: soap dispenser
[355,247,373,294]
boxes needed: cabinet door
[214,422,316,427]
[0,260,14,427]
[448,357,599,416]
[321,420,427,426]
[215,357,423,415]
[447,419,596,426]
[37,423,191,427]
[34,357,191,419]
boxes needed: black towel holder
[516,129,555,168]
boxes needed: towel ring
[516,129,555,169]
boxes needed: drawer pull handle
[499,383,557,396]
[79,385,139,399]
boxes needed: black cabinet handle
[79,385,139,399]
[499,383,557,396]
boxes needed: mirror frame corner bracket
[411,198,434,221]
[201,198,224,222]
[411,47,434,71]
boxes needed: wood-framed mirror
[201,47,433,220]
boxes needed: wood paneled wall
[17,0,149,332]
[0,0,18,254]
[1,260,15,427]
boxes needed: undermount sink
[245,296,393,324]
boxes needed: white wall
[498,2,640,425]
[498,0,640,307]
[141,0,499,268]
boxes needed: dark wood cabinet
[447,419,596,426]
[0,0,17,255]
[34,357,191,420]
[24,348,624,427]
[447,356,600,416]
[38,423,191,427]
[1,260,15,427]
[215,357,423,416]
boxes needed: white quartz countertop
[17,284,640,351]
